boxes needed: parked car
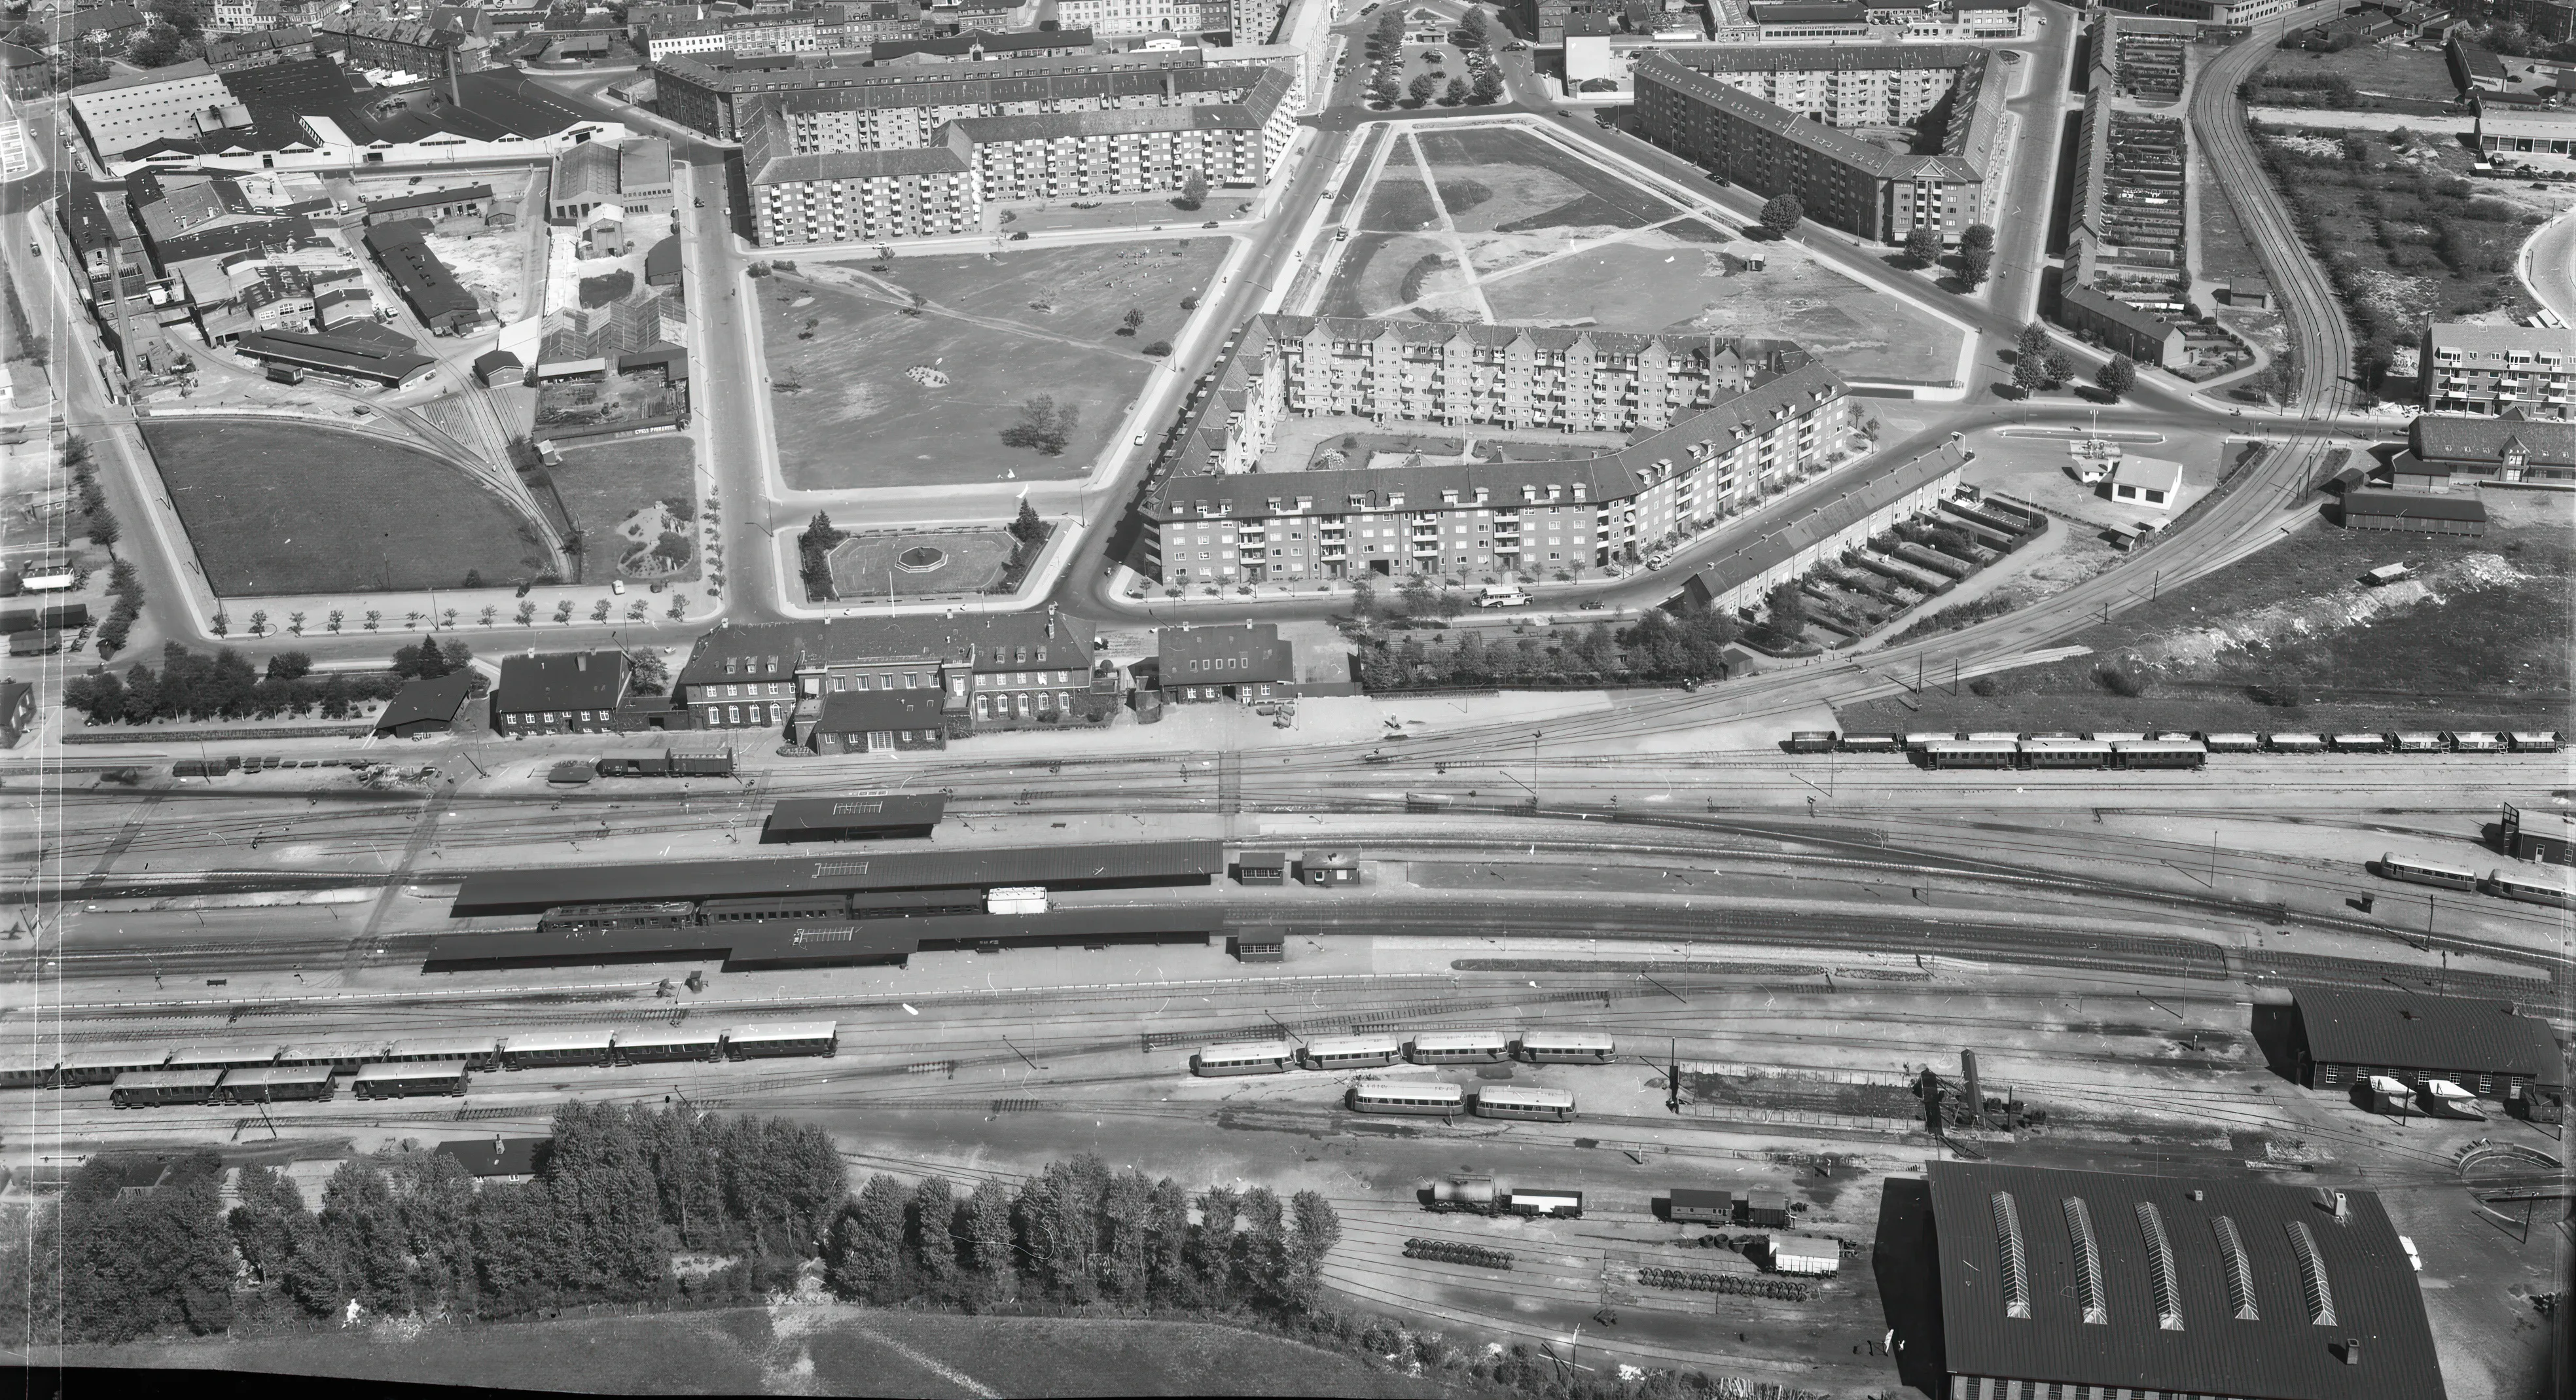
[1579,600,1605,610]
[1202,221,1218,228]
[1009,230,1030,240]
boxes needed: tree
[1470,67,1506,104]
[85,503,120,550]
[2097,353,2138,401]
[2016,321,2052,361]
[1122,306,1145,332]
[1764,581,1808,639]
[1012,499,1046,543]
[264,651,311,681]
[2043,350,2075,386]
[1281,1191,1340,1307]
[1959,243,1994,289]
[319,1158,413,1317]
[56,1151,234,1342]
[440,637,474,676]
[394,632,450,679]
[999,395,1079,456]
[1369,70,1403,107]
[959,1179,1016,1299]
[908,1176,960,1300]
[1959,223,1995,253]
[1759,193,1803,238]
[828,1174,910,1303]
[2012,351,2049,394]
[799,510,848,601]
[1903,225,1942,267]
[1461,6,1490,47]
[1408,72,1439,105]
[1443,75,1468,105]
[1176,172,1207,210]
[1348,577,1376,618]
[1142,339,1172,357]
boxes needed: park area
[1315,123,1963,383]
[757,241,1226,490]
[143,417,556,595]
[545,435,698,583]
[826,528,1019,599]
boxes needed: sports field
[1315,122,1965,382]
[759,242,1225,490]
[143,418,556,594]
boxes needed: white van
[1476,585,1529,608]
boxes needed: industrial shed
[375,673,476,737]
[448,840,1226,916]
[2337,490,2487,535]
[760,793,947,844]
[1926,1160,2442,1400]
[2501,803,2576,865]
[2293,986,2563,1102]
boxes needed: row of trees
[61,643,407,726]
[824,1155,1340,1315]
[1355,605,1744,690]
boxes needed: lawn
[63,1306,1450,1398]
[827,528,1016,598]
[545,435,698,583]
[1480,233,1963,382]
[1834,492,2575,735]
[759,244,1223,488]
[2253,126,2541,390]
[143,418,556,595]
[1412,126,1679,232]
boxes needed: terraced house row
[1130,316,1856,585]
[1633,45,2003,244]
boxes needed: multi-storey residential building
[493,651,629,736]
[1229,0,1286,39]
[655,45,1270,141]
[673,613,1107,739]
[824,1,931,48]
[1053,0,1192,33]
[204,25,316,71]
[1128,315,1853,584]
[208,0,283,33]
[2422,322,2571,420]
[732,56,1295,243]
[870,27,1092,61]
[2100,0,2290,22]
[320,16,492,77]
[1634,47,2001,245]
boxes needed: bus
[1516,1030,1616,1064]
[1191,1041,1295,1076]
[1408,1031,1511,1064]
[1300,1037,1404,1070]
[1348,1081,1466,1116]
[1476,586,1530,609]
[1475,1086,1577,1122]
[2373,853,2479,891]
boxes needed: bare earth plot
[760,243,1223,490]
[547,435,698,583]
[143,418,554,594]
[1316,124,1962,382]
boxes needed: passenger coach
[1408,1031,1512,1064]
[353,1061,473,1099]
[1192,1041,1295,1076]
[1300,1037,1403,1069]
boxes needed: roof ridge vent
[2134,1200,2184,1331]
[2061,1196,2108,1325]
[2213,1215,2259,1321]
[1990,1190,2030,1320]
[2287,1219,2338,1327]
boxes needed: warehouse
[2501,802,2576,865]
[2293,985,2564,1104]
[760,793,947,844]
[448,839,1226,916]
[2336,490,2487,536]
[1926,1160,2442,1400]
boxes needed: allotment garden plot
[1315,122,1963,384]
[758,241,1226,490]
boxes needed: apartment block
[1130,315,1854,585]
[2422,321,2572,420]
[1633,46,2001,244]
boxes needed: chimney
[2332,1191,2349,1224]
[577,653,588,670]
[2342,1339,2361,1366]
[1959,1049,1982,1125]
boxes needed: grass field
[546,435,697,582]
[828,528,1014,597]
[1315,123,1961,381]
[1835,492,2575,735]
[760,243,1223,489]
[143,418,554,594]
[63,1305,1452,1398]
[2244,42,2461,107]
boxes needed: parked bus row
[12,1022,842,1105]
[2370,855,2576,909]
[1791,729,2560,757]
[1189,1030,1616,1076]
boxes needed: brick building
[494,651,630,736]
[1154,622,1294,702]
[2422,321,2571,420]
[320,16,492,77]
[673,613,1110,741]
[1634,46,2002,245]
[1128,314,1853,585]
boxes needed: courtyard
[757,241,1226,490]
[1314,122,1966,384]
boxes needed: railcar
[1837,734,1900,753]
[2394,732,2446,753]
[499,1030,617,1069]
[221,1064,337,1104]
[2111,740,2208,770]
[1922,740,2018,770]
[2198,732,2261,753]
[382,1037,503,1073]
[1516,1030,1616,1064]
[1787,731,1836,753]
[2020,741,2113,770]
[536,901,699,935]
[1350,1081,1467,1115]
[724,1022,840,1059]
[1408,1031,1511,1064]
[611,1026,726,1064]
[1299,1037,1404,1070]
[2264,732,2325,753]
[109,1069,224,1109]
[2372,853,2480,891]
[1474,1085,1577,1122]
[1191,1041,1295,1076]
[2486,869,2576,909]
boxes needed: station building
[1633,45,2003,245]
[1128,314,1853,585]
[493,651,630,736]
[1925,1160,2442,1400]
[673,613,1112,740]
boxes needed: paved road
[2520,205,2576,328]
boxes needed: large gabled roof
[677,612,1094,690]
[1929,1160,2444,1400]
[2294,985,2562,1079]
[2410,412,2576,470]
